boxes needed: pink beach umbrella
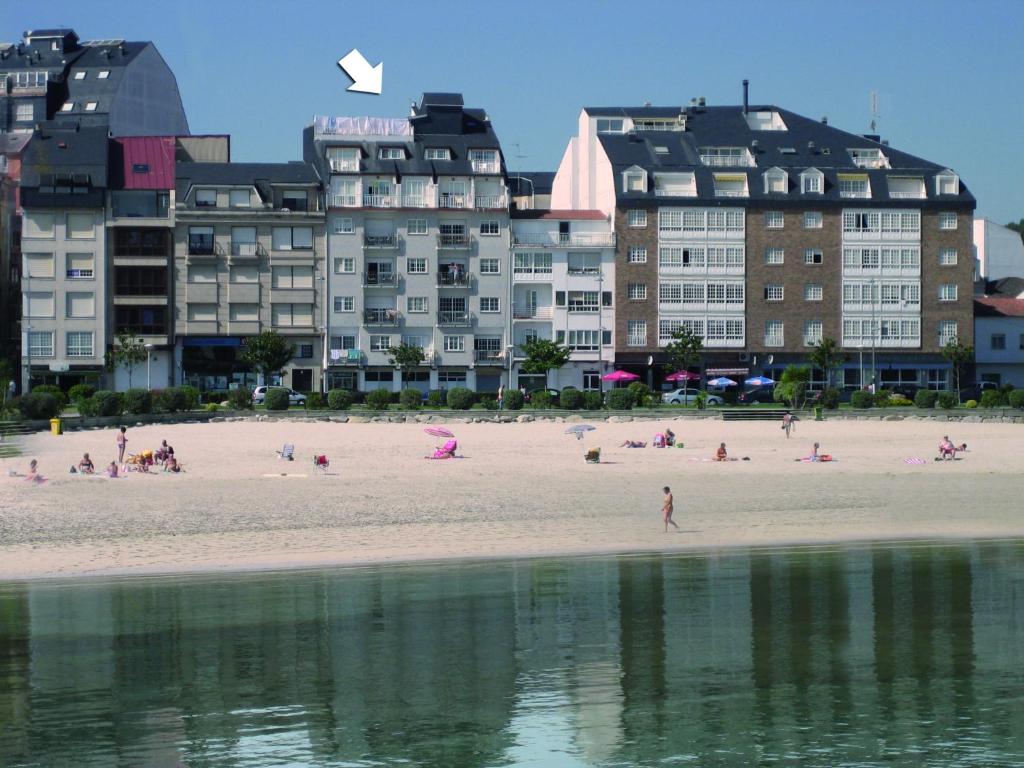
[602,370,640,383]
[665,370,700,382]
[424,427,455,438]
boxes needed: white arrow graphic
[337,48,383,95]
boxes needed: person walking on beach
[782,411,794,438]
[662,486,679,532]
[497,384,505,411]
[116,426,127,463]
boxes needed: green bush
[889,394,913,407]
[850,390,873,409]
[478,395,497,410]
[68,383,96,405]
[914,389,938,409]
[31,384,67,411]
[264,387,291,411]
[607,388,635,410]
[560,387,583,410]
[627,381,651,408]
[123,388,153,414]
[446,387,475,410]
[980,389,1005,408]
[153,387,189,413]
[503,389,524,410]
[1008,389,1024,409]
[201,390,228,405]
[936,391,957,410]
[227,387,253,410]
[179,385,200,410]
[583,390,604,410]
[306,392,328,410]
[873,389,893,407]
[400,388,423,409]
[427,390,444,408]
[365,388,392,410]
[819,387,841,410]
[91,390,123,417]
[965,399,978,409]
[15,392,62,420]
[204,402,220,413]
[531,391,554,409]
[327,389,354,410]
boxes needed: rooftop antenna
[509,142,534,209]
[869,90,879,134]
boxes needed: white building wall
[974,217,1024,282]
[975,315,1024,386]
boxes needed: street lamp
[144,343,154,390]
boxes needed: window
[764,171,787,194]
[378,147,405,160]
[627,210,647,227]
[804,249,824,265]
[408,218,427,235]
[480,220,500,236]
[565,291,600,312]
[567,252,600,275]
[282,189,308,211]
[296,344,314,359]
[66,213,95,239]
[838,175,870,198]
[424,147,450,160]
[229,303,259,321]
[936,173,959,195]
[73,71,86,80]
[24,253,55,278]
[1020,333,1024,351]
[223,189,248,208]
[334,296,355,313]
[327,219,351,237]
[15,103,33,122]
[764,211,784,229]
[407,297,428,313]
[939,212,957,230]
[66,253,94,278]
[28,331,54,357]
[804,283,823,301]
[479,258,500,275]
[187,303,217,322]
[627,283,647,300]
[764,284,784,301]
[939,284,958,302]
[566,330,601,351]
[596,118,625,133]
[801,171,823,194]
[98,70,109,79]
[804,320,823,347]
[334,257,355,274]
[939,248,958,266]
[367,335,390,352]
[625,172,645,192]
[23,213,55,239]
[468,149,499,172]
[60,102,74,112]
[272,303,314,326]
[407,257,427,274]
[628,247,647,264]
[272,265,314,289]
[583,371,602,391]
[804,211,823,228]
[764,248,784,265]
[444,335,465,352]
[765,321,784,347]
[513,252,551,274]
[938,321,958,346]
[116,306,167,335]
[83,102,98,113]
[438,370,467,384]
[480,297,500,313]
[627,320,647,346]
[272,227,313,251]
[66,292,95,318]
[188,265,217,283]
[195,189,217,207]
[25,292,55,318]
[991,334,1006,351]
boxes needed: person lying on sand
[621,440,647,448]
[25,459,46,484]
[164,457,183,473]
[78,453,95,474]
[796,442,833,462]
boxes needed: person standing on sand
[116,426,127,463]
[662,486,679,532]
[782,411,794,438]
[497,384,505,411]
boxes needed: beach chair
[585,447,601,464]
[276,444,295,461]
[428,439,457,459]
[312,454,330,473]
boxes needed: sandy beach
[1,416,1021,580]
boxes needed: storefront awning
[705,367,749,376]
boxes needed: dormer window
[378,147,405,160]
[424,147,450,161]
[73,71,86,80]
[935,170,959,195]
[60,103,74,113]
[713,173,749,198]
[194,189,217,208]
[623,166,647,193]
[744,111,788,131]
[699,147,755,167]
[848,148,890,169]
[469,149,500,173]
[97,70,110,79]
[654,172,696,197]
[887,176,925,199]
[763,168,788,194]
[327,147,360,172]
[596,118,625,134]
[229,189,250,208]
[800,168,824,194]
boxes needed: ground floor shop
[177,336,322,393]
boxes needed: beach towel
[904,457,927,465]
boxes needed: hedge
[30,385,67,411]
[90,390,123,417]
[627,381,652,408]
[179,385,200,410]
[1008,389,1024,409]
[873,389,893,407]
[227,387,253,410]
[327,389,354,410]
[123,388,153,414]
[503,389,524,410]
[264,387,291,411]
[531,391,554,409]
[606,388,635,410]
[153,387,189,413]
[559,387,583,410]
[850,390,873,409]
[936,391,957,410]
[980,389,1005,408]
[914,389,938,409]
[305,392,328,410]
[582,391,604,410]
[16,392,62,420]
[427,390,445,408]
[819,387,841,410]
[68,383,96,405]
[446,387,475,410]
[365,388,392,410]
[400,388,423,409]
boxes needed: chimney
[742,79,749,114]
[821,116,828,125]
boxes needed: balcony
[364,234,399,249]
[362,271,397,288]
[699,151,755,167]
[626,335,647,347]
[438,234,471,250]
[471,160,501,174]
[329,194,358,207]
[439,193,469,209]
[329,348,363,365]
[363,194,401,208]
[511,233,615,248]
[567,304,600,313]
[512,306,553,320]
[475,349,504,363]
[363,308,399,326]
[437,310,471,327]
[436,270,471,288]
[230,242,264,259]
[474,194,507,209]
[187,239,219,258]
[329,158,360,173]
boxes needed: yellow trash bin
[50,418,62,436]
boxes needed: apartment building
[509,210,615,391]
[551,87,976,390]
[173,162,326,392]
[304,92,511,394]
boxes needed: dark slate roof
[175,161,320,200]
[20,124,110,187]
[595,104,975,208]
[984,277,1024,298]
[509,171,554,196]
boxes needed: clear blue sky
[9,0,1024,223]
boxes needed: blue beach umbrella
[565,424,597,441]
[744,375,775,387]
[707,377,737,388]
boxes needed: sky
[7,0,1024,223]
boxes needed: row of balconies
[362,233,472,251]
[359,271,473,289]
[327,347,507,366]
[328,191,507,210]
[511,233,616,248]
[362,309,475,327]
[187,239,302,258]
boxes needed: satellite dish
[766,355,774,365]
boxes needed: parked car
[661,388,724,406]
[252,386,306,406]
[737,386,776,404]
[958,381,999,402]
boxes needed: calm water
[1,543,1023,767]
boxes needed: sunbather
[715,442,728,461]
[106,461,119,478]
[155,440,174,464]
[620,440,647,448]
[664,429,676,447]
[78,453,95,474]
[937,435,962,460]
[165,457,183,473]
[653,433,666,448]
[427,439,458,459]
[25,459,45,484]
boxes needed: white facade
[974,217,1024,281]
[975,313,1024,387]
[510,215,615,391]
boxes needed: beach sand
[1,416,1021,580]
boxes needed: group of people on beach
[20,426,183,484]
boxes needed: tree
[387,342,426,383]
[241,331,295,385]
[663,326,703,375]
[1007,219,1024,244]
[773,365,811,410]
[113,332,147,390]
[807,337,843,388]
[520,338,571,384]
[941,338,973,404]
